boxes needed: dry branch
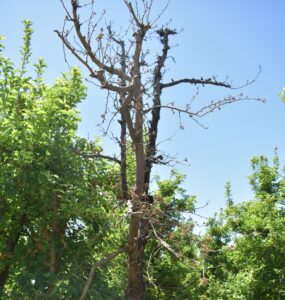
[80,247,126,300]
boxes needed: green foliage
[202,155,285,299]
[0,22,124,299]
[20,20,33,73]
[278,87,285,103]
[225,181,234,207]
[144,171,201,299]
[1,22,284,300]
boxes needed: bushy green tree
[0,21,124,299]
[202,154,285,299]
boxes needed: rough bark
[124,16,148,298]
[117,37,129,201]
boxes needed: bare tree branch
[80,247,126,300]
[86,153,121,164]
[55,29,129,93]
[230,65,262,89]
[145,27,176,192]
[145,95,266,119]
[150,0,171,26]
[124,0,143,27]
[150,221,181,259]
[161,77,232,89]
[70,0,132,82]
[162,65,262,90]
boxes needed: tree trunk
[127,141,145,300]
[119,107,128,201]
[0,214,27,289]
[49,193,62,274]
[127,213,145,300]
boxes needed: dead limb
[80,246,126,300]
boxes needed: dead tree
[55,1,264,299]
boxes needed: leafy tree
[202,154,285,299]
[0,21,124,299]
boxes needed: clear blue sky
[1,1,285,226]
